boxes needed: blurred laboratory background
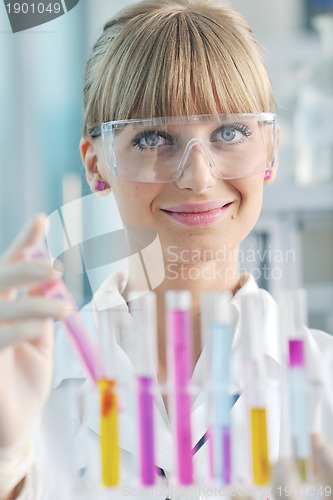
[0,0,332,332]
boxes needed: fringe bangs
[83,1,275,134]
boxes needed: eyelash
[216,123,252,140]
[227,124,252,137]
[131,123,252,150]
[132,130,172,150]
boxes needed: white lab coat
[18,273,333,499]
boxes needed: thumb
[313,434,333,493]
[1,213,49,264]
[271,458,303,500]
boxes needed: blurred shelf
[306,283,333,316]
[262,183,333,213]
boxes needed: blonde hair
[82,0,275,135]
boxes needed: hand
[272,435,333,499]
[313,434,333,495]
[0,214,69,450]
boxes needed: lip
[161,201,233,227]
[163,201,231,213]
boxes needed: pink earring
[264,170,272,180]
[95,180,106,191]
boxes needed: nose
[174,139,217,193]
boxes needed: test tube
[97,309,119,487]
[240,294,270,486]
[286,290,310,483]
[26,245,103,384]
[29,245,119,485]
[129,291,157,487]
[202,291,233,485]
[276,292,293,460]
[166,290,194,486]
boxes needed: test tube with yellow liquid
[240,294,270,486]
[250,408,270,485]
[97,310,120,487]
[99,379,119,486]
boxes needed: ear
[264,125,280,185]
[79,137,111,197]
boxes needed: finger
[0,297,71,323]
[232,494,254,500]
[26,318,54,356]
[0,319,53,349]
[271,458,303,500]
[313,434,333,491]
[0,213,48,264]
[0,261,62,292]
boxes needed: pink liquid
[168,309,194,485]
[42,280,99,383]
[138,376,156,486]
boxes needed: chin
[164,236,239,264]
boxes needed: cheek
[231,177,264,223]
[110,181,160,226]
[232,177,263,205]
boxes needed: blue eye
[221,128,236,142]
[132,130,173,150]
[211,124,252,145]
[143,133,160,147]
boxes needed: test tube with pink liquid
[166,290,194,486]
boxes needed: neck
[126,241,241,383]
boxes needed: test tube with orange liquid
[97,310,119,487]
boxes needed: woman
[1,1,333,499]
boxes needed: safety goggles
[89,113,277,183]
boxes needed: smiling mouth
[162,202,233,214]
[160,202,233,227]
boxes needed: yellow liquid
[98,379,119,486]
[296,458,307,483]
[251,408,270,485]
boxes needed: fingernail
[313,434,332,476]
[53,259,64,273]
[313,433,326,455]
[312,434,319,478]
[56,301,72,318]
[44,216,50,234]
